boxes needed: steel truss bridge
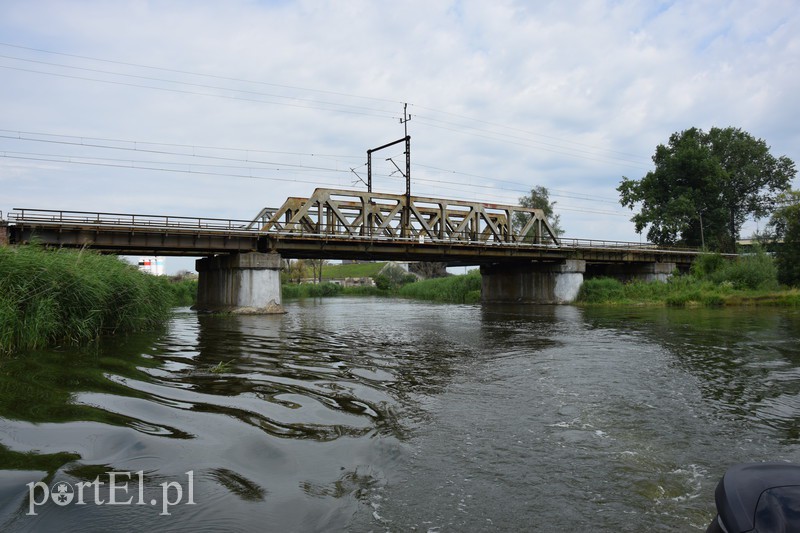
[6,188,701,265]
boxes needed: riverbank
[282,270,482,304]
[0,245,194,355]
[577,276,800,307]
[579,250,800,307]
[283,253,800,308]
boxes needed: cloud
[1,0,798,268]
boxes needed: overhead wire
[2,127,630,215]
[0,43,646,219]
[0,53,400,118]
[0,43,654,170]
[0,42,402,105]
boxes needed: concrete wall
[481,260,586,304]
[586,262,677,283]
[481,260,679,305]
[195,252,284,314]
[0,221,8,246]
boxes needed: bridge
[3,188,702,313]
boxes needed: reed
[0,245,174,354]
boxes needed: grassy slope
[321,262,387,279]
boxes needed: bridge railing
[10,208,259,233]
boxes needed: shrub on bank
[0,246,174,354]
[166,278,198,306]
[692,248,779,290]
[578,250,792,307]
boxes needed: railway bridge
[4,188,702,313]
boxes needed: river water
[1,298,800,532]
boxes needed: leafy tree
[374,263,417,290]
[513,186,563,239]
[284,259,308,283]
[618,127,795,252]
[768,190,800,286]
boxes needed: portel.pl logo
[27,471,195,516]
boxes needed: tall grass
[166,278,198,306]
[397,270,482,303]
[0,246,174,354]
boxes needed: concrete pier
[0,221,8,247]
[195,252,285,314]
[481,260,586,304]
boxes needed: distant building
[137,257,165,275]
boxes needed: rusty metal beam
[256,188,561,246]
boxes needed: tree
[618,127,795,252]
[768,190,800,286]
[284,259,308,283]
[513,186,563,239]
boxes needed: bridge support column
[0,220,8,246]
[587,262,676,283]
[195,252,285,314]
[481,260,585,304]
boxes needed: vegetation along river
[1,297,799,531]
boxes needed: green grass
[321,262,387,279]
[578,249,795,308]
[578,276,800,307]
[0,245,176,355]
[166,278,198,306]
[397,270,482,304]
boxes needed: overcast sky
[2,0,798,272]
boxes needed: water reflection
[0,300,799,531]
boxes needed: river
[1,298,799,532]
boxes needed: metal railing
[10,208,259,233]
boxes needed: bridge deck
[7,207,703,265]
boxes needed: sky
[1,0,798,273]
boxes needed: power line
[2,151,630,217]
[0,152,353,188]
[413,162,620,204]
[2,127,626,209]
[413,116,651,171]
[0,130,362,172]
[410,102,647,161]
[0,42,655,168]
[0,42,402,106]
[0,64,399,120]
[0,53,400,118]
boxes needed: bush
[577,278,625,303]
[165,278,198,306]
[710,248,778,290]
[691,253,726,279]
